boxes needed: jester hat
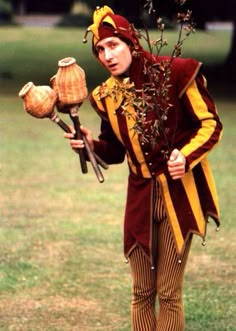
[83,6,141,55]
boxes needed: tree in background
[10,0,72,14]
[224,1,236,81]
[0,0,13,22]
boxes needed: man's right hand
[64,126,94,152]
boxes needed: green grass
[0,26,235,330]
[0,26,232,94]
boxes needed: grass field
[0,26,233,94]
[0,27,235,330]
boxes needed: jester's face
[95,36,133,77]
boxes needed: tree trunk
[18,0,26,15]
[226,21,236,80]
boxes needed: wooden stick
[69,108,105,182]
[50,111,72,133]
[82,135,104,183]
[69,113,88,174]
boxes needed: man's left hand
[167,149,186,180]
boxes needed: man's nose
[104,48,113,61]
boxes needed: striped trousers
[129,184,192,331]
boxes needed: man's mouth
[109,63,117,69]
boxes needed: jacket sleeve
[93,119,126,164]
[179,73,223,170]
[89,90,126,164]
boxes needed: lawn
[0,26,235,330]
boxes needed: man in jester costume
[65,6,223,330]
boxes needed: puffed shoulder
[170,57,203,98]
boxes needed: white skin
[64,36,186,180]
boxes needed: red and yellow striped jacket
[89,57,223,260]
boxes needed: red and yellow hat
[83,6,141,55]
